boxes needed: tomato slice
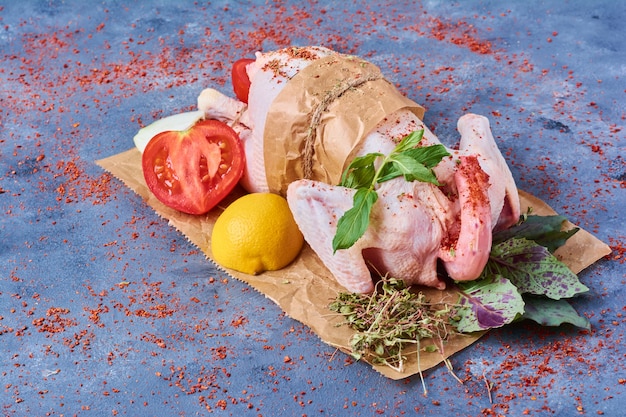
[142,119,245,215]
[232,58,254,104]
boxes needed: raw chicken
[199,46,336,193]
[198,46,520,293]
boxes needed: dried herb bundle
[329,277,456,375]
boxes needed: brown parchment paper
[96,149,611,380]
[263,54,425,195]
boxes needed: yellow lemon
[211,193,304,275]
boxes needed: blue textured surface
[1,1,624,416]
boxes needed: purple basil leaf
[454,275,525,333]
[484,237,588,300]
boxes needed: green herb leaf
[397,152,441,184]
[334,130,450,251]
[521,295,591,329]
[379,153,439,184]
[391,129,424,153]
[483,237,589,300]
[493,214,579,253]
[339,153,380,189]
[401,144,452,169]
[454,275,525,332]
[332,188,378,252]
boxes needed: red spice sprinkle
[427,17,495,55]
[32,307,77,333]
[0,3,621,415]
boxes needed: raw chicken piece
[198,46,520,293]
[199,46,335,193]
[287,153,494,293]
[287,179,449,293]
[456,114,520,230]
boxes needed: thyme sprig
[329,277,457,375]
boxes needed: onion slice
[133,110,205,153]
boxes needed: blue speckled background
[1,1,624,416]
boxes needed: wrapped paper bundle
[262,54,424,194]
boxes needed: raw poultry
[198,46,520,293]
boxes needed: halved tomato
[142,119,245,215]
[232,58,254,103]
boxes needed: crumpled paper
[96,148,611,380]
[263,54,425,195]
